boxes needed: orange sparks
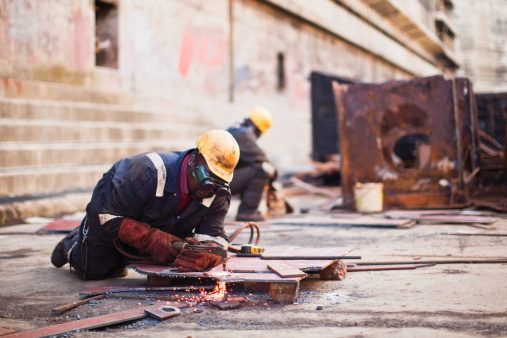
[202,281,227,302]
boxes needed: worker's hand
[118,218,183,264]
[262,162,277,179]
[174,238,222,272]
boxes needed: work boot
[50,228,79,268]
[236,211,266,222]
[107,267,128,278]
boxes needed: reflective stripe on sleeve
[146,152,167,197]
[194,234,229,248]
[98,213,123,226]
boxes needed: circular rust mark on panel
[381,104,428,136]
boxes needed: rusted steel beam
[269,281,300,304]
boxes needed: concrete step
[0,191,91,226]
[0,141,192,168]
[0,118,209,143]
[1,78,138,106]
[0,98,210,125]
[0,164,110,198]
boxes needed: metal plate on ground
[129,254,341,283]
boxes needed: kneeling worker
[227,107,278,222]
[51,130,240,279]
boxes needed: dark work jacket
[227,122,268,168]
[85,149,229,248]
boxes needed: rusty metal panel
[333,75,479,209]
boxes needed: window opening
[95,0,118,68]
[276,52,285,91]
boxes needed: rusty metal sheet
[333,75,479,209]
[128,254,343,283]
[267,262,306,278]
[9,304,181,338]
[38,219,80,233]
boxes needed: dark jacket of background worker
[50,130,240,280]
[227,107,275,222]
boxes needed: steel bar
[79,285,214,298]
[51,295,105,315]
[347,263,435,271]
[354,258,507,265]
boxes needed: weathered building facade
[0,0,459,223]
[453,0,507,93]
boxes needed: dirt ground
[0,192,506,337]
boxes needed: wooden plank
[267,262,306,278]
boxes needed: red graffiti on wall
[178,25,225,78]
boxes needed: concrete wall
[453,0,507,93]
[0,0,456,204]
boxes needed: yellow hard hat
[249,107,272,133]
[196,130,240,183]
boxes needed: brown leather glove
[118,218,183,264]
[174,237,222,272]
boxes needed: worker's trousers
[67,170,128,280]
[230,164,269,216]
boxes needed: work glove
[173,237,222,272]
[118,218,183,264]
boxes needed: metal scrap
[332,75,499,210]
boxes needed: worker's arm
[234,129,268,165]
[174,192,230,271]
[95,154,183,264]
[118,218,183,264]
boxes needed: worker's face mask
[192,165,229,197]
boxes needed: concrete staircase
[0,79,211,225]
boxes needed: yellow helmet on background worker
[249,107,272,134]
[196,130,240,183]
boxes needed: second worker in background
[227,107,277,222]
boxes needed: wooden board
[267,262,306,278]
